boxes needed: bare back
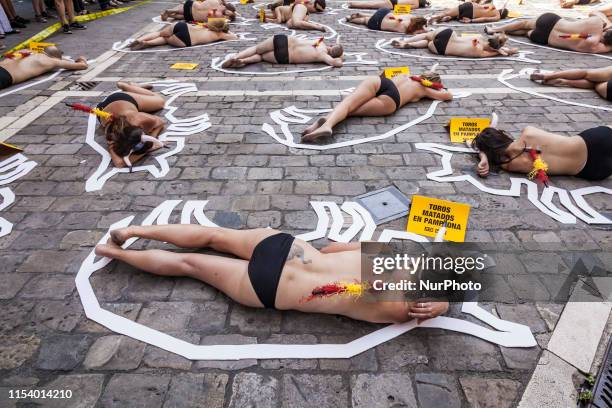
[286,37,327,63]
[189,26,226,45]
[548,16,610,52]
[0,54,60,84]
[439,33,498,57]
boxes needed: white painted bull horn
[434,223,446,242]
[490,111,499,128]
[336,35,341,45]
[429,63,439,73]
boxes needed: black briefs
[376,75,401,111]
[367,8,390,31]
[577,0,590,4]
[458,2,473,19]
[433,28,453,55]
[419,0,429,7]
[283,0,293,4]
[248,233,295,308]
[529,13,561,45]
[97,92,139,111]
[183,0,194,22]
[606,80,612,102]
[390,0,397,6]
[173,21,192,47]
[576,126,612,181]
[273,34,290,64]
[0,66,13,90]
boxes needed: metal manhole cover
[591,335,612,407]
[69,81,99,91]
[354,186,411,225]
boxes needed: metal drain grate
[591,336,612,407]
[69,81,99,91]
[354,186,411,225]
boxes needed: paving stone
[415,373,461,408]
[170,278,217,300]
[282,374,347,408]
[35,334,90,370]
[376,333,428,370]
[136,301,194,332]
[352,373,418,408]
[500,345,541,370]
[319,335,377,372]
[536,303,564,331]
[20,275,75,299]
[31,374,105,408]
[0,300,35,333]
[229,305,282,334]
[195,334,258,370]
[427,334,502,371]
[260,334,318,370]
[460,377,522,408]
[30,299,83,332]
[76,303,142,333]
[164,373,228,408]
[0,273,32,299]
[83,335,146,370]
[100,374,170,408]
[228,373,279,408]
[497,304,548,334]
[187,301,229,333]
[143,333,198,370]
[0,334,40,369]
[247,210,282,228]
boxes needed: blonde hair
[207,18,229,32]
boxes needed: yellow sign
[29,42,55,52]
[460,32,480,38]
[384,66,409,79]
[393,4,411,14]
[507,11,522,17]
[259,7,265,22]
[240,0,252,4]
[449,117,491,143]
[170,62,199,70]
[407,196,471,242]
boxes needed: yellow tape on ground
[4,0,151,55]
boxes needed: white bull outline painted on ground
[0,154,37,238]
[76,199,536,360]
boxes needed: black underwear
[529,13,561,45]
[97,92,139,111]
[173,21,192,47]
[576,126,612,181]
[183,0,194,22]
[248,233,295,308]
[390,0,397,6]
[458,2,473,19]
[419,0,429,7]
[283,0,293,4]
[273,34,290,64]
[367,8,390,31]
[607,80,612,101]
[376,75,401,111]
[0,66,13,90]
[577,0,590,4]
[433,28,453,55]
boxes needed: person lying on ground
[561,0,598,9]
[347,0,430,11]
[345,9,427,33]
[592,3,612,19]
[301,69,453,142]
[260,0,327,31]
[267,0,323,10]
[429,2,509,24]
[95,225,450,323]
[0,45,87,90]
[485,12,612,53]
[530,66,611,101]
[93,82,166,169]
[473,125,612,181]
[221,34,343,68]
[161,0,236,22]
[128,19,237,50]
[391,28,518,57]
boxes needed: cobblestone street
[0,0,611,407]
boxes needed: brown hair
[104,115,145,157]
[473,127,514,167]
[487,33,507,49]
[208,18,229,32]
[328,44,343,58]
[421,70,441,84]
[406,16,427,34]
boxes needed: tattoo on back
[287,243,312,264]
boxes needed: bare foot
[221,57,245,68]
[529,72,544,82]
[440,16,452,22]
[128,40,146,50]
[302,117,326,136]
[391,39,410,48]
[483,25,494,35]
[161,10,169,21]
[543,78,565,86]
[110,228,131,246]
[301,125,333,142]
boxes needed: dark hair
[473,127,514,166]
[604,30,612,46]
[421,70,441,83]
[487,33,507,49]
[104,115,145,156]
[406,16,427,34]
[329,44,343,58]
[418,0,429,7]
[499,8,508,19]
[314,0,325,10]
[225,3,235,12]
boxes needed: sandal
[35,14,48,23]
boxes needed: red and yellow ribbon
[527,148,549,186]
[410,75,444,90]
[301,281,368,302]
[66,102,113,121]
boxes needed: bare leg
[594,81,608,100]
[542,78,595,88]
[486,19,534,35]
[348,0,391,9]
[301,77,381,141]
[109,225,280,260]
[95,242,262,307]
[121,90,165,112]
[117,82,157,95]
[392,31,435,48]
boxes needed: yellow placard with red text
[384,66,409,79]
[449,117,490,143]
[407,196,471,242]
[393,4,411,14]
[29,42,55,52]
[170,62,199,70]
